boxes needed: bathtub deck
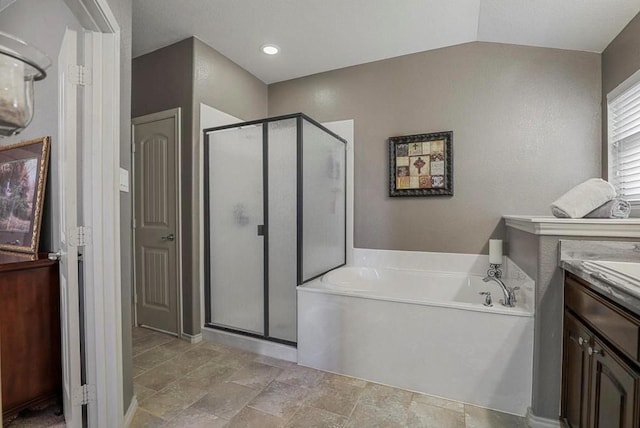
[129,327,528,428]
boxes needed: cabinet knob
[578,336,587,347]
[588,346,603,356]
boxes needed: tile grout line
[133,329,526,427]
[342,381,367,427]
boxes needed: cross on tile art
[396,141,445,188]
[389,131,453,196]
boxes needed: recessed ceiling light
[261,44,279,55]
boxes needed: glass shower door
[207,124,264,335]
[301,118,347,282]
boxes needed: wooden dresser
[0,252,61,422]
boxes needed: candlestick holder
[486,263,503,280]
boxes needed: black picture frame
[389,131,453,197]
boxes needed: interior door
[57,28,82,428]
[207,124,264,334]
[133,109,180,335]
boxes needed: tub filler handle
[479,291,493,307]
[511,286,520,303]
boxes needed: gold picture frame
[389,131,453,196]
[0,136,50,253]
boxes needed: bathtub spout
[482,276,517,307]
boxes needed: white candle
[489,239,503,265]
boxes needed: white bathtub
[297,248,534,416]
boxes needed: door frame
[63,0,123,426]
[131,108,183,338]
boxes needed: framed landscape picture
[389,131,453,197]
[0,137,50,253]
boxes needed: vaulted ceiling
[133,0,640,84]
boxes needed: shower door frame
[203,113,347,346]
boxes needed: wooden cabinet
[562,272,640,428]
[0,252,61,421]
[562,312,590,427]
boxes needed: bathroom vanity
[560,241,640,428]
[505,217,640,426]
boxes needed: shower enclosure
[204,113,347,345]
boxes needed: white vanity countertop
[559,240,640,314]
[561,260,640,314]
[504,215,640,237]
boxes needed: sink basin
[589,261,640,281]
[581,260,640,290]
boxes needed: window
[609,74,640,204]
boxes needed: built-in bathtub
[297,248,534,416]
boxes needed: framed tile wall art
[389,131,453,196]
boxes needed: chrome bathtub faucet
[483,263,519,307]
[479,291,493,307]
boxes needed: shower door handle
[257,225,265,236]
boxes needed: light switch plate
[119,168,129,192]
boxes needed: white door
[56,28,82,428]
[133,109,181,335]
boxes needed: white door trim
[63,0,123,426]
[132,108,183,338]
[82,30,123,427]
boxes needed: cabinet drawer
[565,275,640,362]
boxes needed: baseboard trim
[526,408,562,428]
[138,324,179,338]
[202,327,297,362]
[123,396,138,428]
[182,332,202,343]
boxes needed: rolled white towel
[550,178,616,219]
[584,198,631,219]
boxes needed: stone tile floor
[131,327,527,428]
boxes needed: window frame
[607,68,640,211]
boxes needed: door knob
[48,251,62,261]
[161,233,175,241]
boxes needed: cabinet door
[589,337,640,428]
[562,313,591,428]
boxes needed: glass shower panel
[302,119,346,282]
[267,119,297,342]
[208,124,264,334]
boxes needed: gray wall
[0,0,83,251]
[105,0,134,412]
[269,42,602,254]
[602,11,640,179]
[190,38,268,334]
[193,38,268,121]
[132,38,194,334]
[132,37,268,335]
